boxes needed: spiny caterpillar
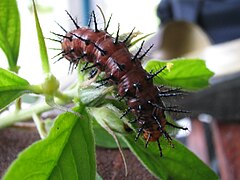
[52,10,188,156]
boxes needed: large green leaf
[90,104,218,179]
[144,59,214,90]
[3,107,96,180]
[120,134,218,180]
[0,67,32,110]
[0,0,20,72]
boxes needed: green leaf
[91,104,218,179]
[3,107,96,180]
[145,59,214,90]
[32,0,50,74]
[0,0,21,72]
[79,85,114,107]
[92,118,128,148]
[120,134,218,180]
[89,105,129,135]
[0,67,31,110]
[89,105,128,148]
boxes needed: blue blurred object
[82,0,91,26]
[157,0,240,44]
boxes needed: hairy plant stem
[0,94,73,129]
[0,101,52,129]
[32,113,47,139]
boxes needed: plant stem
[0,101,51,129]
[55,91,72,103]
[0,96,72,129]
[32,113,47,139]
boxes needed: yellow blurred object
[166,62,174,72]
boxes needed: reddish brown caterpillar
[53,10,188,156]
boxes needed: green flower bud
[41,74,59,96]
